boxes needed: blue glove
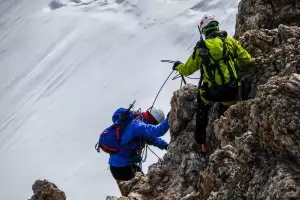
[130,155,142,164]
[163,143,168,150]
[146,137,168,150]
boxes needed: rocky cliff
[28,180,66,200]
[28,0,300,199]
[235,0,300,38]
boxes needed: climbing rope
[149,59,192,111]
[137,111,164,170]
[147,145,163,163]
[148,69,175,112]
[139,144,164,171]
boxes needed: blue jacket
[108,117,169,167]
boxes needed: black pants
[195,99,228,145]
[110,164,142,181]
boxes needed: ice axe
[160,59,176,64]
[161,59,187,85]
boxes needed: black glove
[146,138,155,145]
[167,111,170,119]
[172,61,182,71]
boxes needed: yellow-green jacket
[176,35,252,105]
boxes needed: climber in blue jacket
[109,107,169,182]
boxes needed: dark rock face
[235,0,300,38]
[28,180,66,200]
[211,73,300,199]
[239,25,300,92]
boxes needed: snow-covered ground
[0,0,240,199]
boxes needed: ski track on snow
[0,28,82,156]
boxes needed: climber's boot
[194,143,206,154]
[200,144,206,153]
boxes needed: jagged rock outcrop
[235,0,300,38]
[206,73,300,199]
[240,25,300,84]
[28,180,66,200]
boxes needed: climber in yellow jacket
[173,14,252,152]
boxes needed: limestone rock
[239,24,300,95]
[28,180,66,200]
[235,0,300,38]
[210,73,300,199]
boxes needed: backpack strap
[195,33,238,87]
[196,40,217,86]
[115,125,121,140]
[206,34,238,86]
[208,53,226,85]
[219,37,238,84]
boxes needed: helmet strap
[142,111,159,125]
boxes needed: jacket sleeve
[232,38,252,67]
[132,118,169,138]
[146,137,168,150]
[176,48,202,76]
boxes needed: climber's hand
[163,143,168,150]
[172,61,182,71]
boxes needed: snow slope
[0,0,240,199]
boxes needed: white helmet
[149,107,165,124]
[200,13,218,33]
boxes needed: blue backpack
[96,107,135,154]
